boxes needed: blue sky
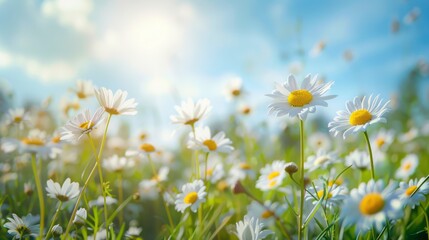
[0,0,428,143]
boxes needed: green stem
[45,201,63,240]
[363,131,375,180]
[419,204,429,240]
[31,154,45,239]
[204,152,209,182]
[298,119,305,240]
[63,161,99,239]
[147,154,158,177]
[118,173,124,226]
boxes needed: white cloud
[41,0,93,33]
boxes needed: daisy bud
[284,162,298,175]
[232,181,246,195]
[52,224,63,237]
[133,192,140,201]
[304,176,311,187]
[73,208,87,226]
[24,182,34,196]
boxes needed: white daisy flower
[138,179,158,200]
[103,155,133,173]
[126,226,142,239]
[201,160,225,184]
[224,76,243,100]
[3,214,39,239]
[227,162,256,186]
[170,98,212,126]
[266,74,335,120]
[73,208,87,226]
[329,95,390,139]
[371,128,394,151]
[256,160,287,191]
[305,149,340,172]
[175,179,207,213]
[345,149,370,171]
[398,178,429,209]
[151,166,170,183]
[187,126,234,153]
[94,87,138,115]
[246,201,286,226]
[89,196,118,208]
[46,178,79,202]
[306,181,348,209]
[71,80,94,99]
[18,129,55,158]
[340,180,403,234]
[60,107,105,143]
[234,215,272,240]
[4,108,31,129]
[395,154,419,180]
[398,127,418,143]
[308,132,332,151]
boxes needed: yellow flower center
[287,90,313,107]
[328,179,343,187]
[268,180,277,187]
[13,116,23,123]
[76,92,87,99]
[349,109,372,126]
[217,181,228,191]
[376,138,385,148]
[232,89,241,96]
[206,168,213,177]
[405,185,417,196]
[241,106,251,115]
[203,139,217,151]
[139,133,147,141]
[184,118,198,125]
[268,171,280,180]
[261,210,275,219]
[184,192,198,204]
[21,138,45,146]
[51,136,61,143]
[317,190,332,199]
[359,193,385,215]
[239,163,252,170]
[79,121,95,129]
[314,156,330,165]
[151,175,160,182]
[403,162,412,171]
[105,107,120,115]
[140,143,156,153]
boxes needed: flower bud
[284,162,298,175]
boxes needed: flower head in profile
[246,201,286,226]
[3,213,39,239]
[234,215,272,240]
[224,76,243,100]
[18,129,54,158]
[329,95,390,139]
[175,179,207,213]
[256,160,287,191]
[395,154,418,180]
[71,80,94,99]
[305,149,340,172]
[340,180,402,234]
[94,87,138,115]
[103,155,133,173]
[345,149,370,171]
[170,98,212,126]
[187,126,234,153]
[398,177,429,209]
[60,108,105,143]
[73,208,87,226]
[266,74,335,120]
[46,178,79,202]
